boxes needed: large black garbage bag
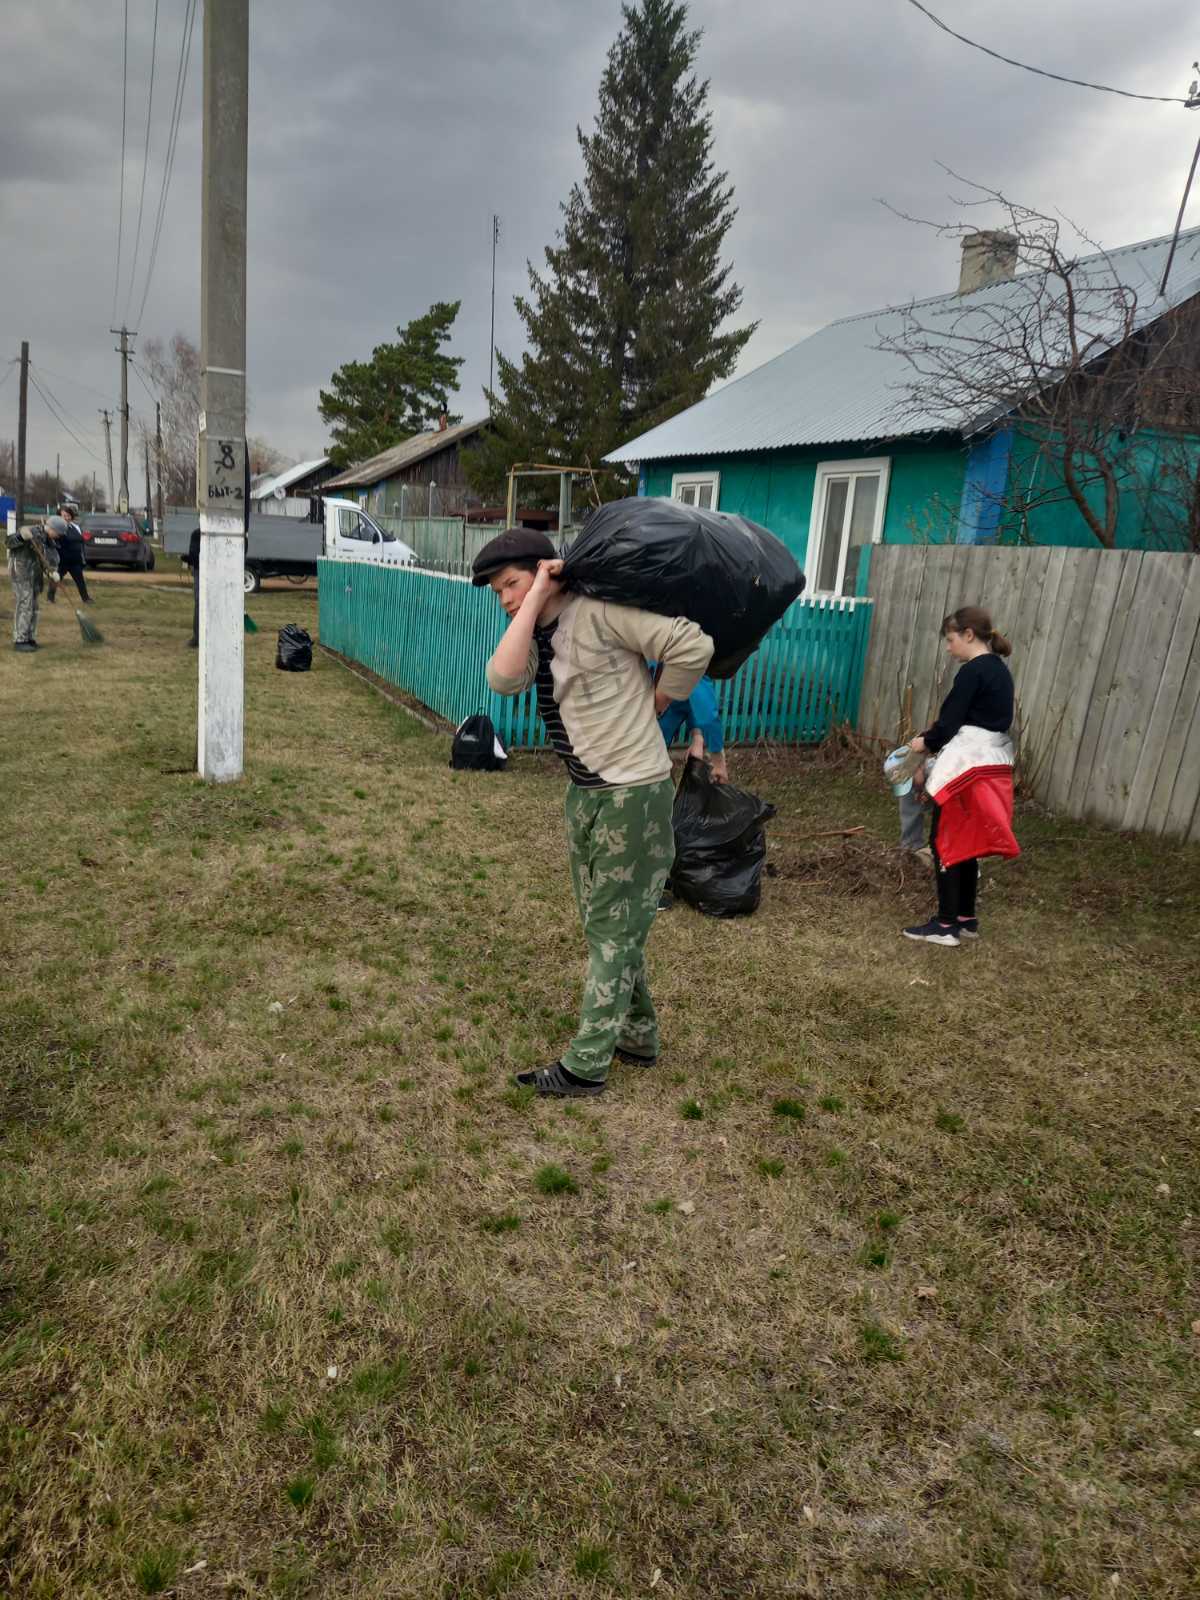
[560,497,805,678]
[275,624,313,672]
[669,756,776,918]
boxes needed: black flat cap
[471,527,557,585]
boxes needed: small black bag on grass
[275,624,313,672]
[560,496,805,678]
[669,756,775,918]
[451,713,508,771]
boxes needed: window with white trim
[670,471,720,511]
[806,458,891,596]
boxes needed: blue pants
[658,677,724,754]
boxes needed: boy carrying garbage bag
[473,528,712,1098]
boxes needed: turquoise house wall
[1004,427,1199,551]
[642,428,1198,556]
[641,438,970,564]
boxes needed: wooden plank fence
[857,545,1200,842]
[317,559,874,750]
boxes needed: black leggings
[931,803,978,922]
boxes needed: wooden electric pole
[111,326,135,512]
[155,400,165,529]
[489,214,500,402]
[196,0,249,782]
[15,341,29,527]
[99,410,115,509]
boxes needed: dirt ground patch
[2,577,1199,1599]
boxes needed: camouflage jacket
[6,523,60,580]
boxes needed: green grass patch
[860,1322,904,1363]
[771,1098,806,1121]
[479,1212,522,1235]
[534,1163,578,1196]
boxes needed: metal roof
[605,226,1200,463]
[323,418,488,489]
[251,457,330,500]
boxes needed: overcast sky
[2,0,1198,488]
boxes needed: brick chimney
[958,230,1019,294]
[437,412,448,432]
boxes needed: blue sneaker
[902,919,960,946]
[957,918,980,939]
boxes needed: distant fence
[373,516,582,573]
[858,545,1200,842]
[317,559,873,749]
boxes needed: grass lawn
[2,574,1199,1599]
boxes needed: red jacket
[934,766,1020,869]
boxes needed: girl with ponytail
[902,607,1019,946]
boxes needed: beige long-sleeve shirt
[486,595,713,788]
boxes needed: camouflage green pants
[562,778,676,1083]
[9,557,42,644]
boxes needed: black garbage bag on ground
[560,496,805,678]
[275,624,313,672]
[668,756,776,918]
[451,713,508,771]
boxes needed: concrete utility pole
[155,400,165,529]
[15,341,29,527]
[197,0,249,783]
[99,410,115,509]
[112,326,136,511]
[143,433,153,528]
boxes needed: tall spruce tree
[469,0,754,497]
[319,302,464,469]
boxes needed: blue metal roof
[605,226,1200,464]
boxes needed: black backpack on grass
[451,714,508,772]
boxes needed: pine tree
[469,0,755,497]
[319,302,464,469]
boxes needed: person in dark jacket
[183,526,201,646]
[52,502,92,603]
[902,606,1018,946]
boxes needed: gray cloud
[2,0,1197,484]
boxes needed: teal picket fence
[317,559,873,748]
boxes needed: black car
[80,512,155,570]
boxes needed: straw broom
[75,608,104,644]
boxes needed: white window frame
[670,470,721,511]
[806,457,891,596]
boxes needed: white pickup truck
[164,497,416,593]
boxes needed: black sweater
[923,653,1014,754]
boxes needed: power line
[28,372,107,466]
[125,0,162,322]
[135,0,199,327]
[30,365,106,446]
[130,356,161,408]
[112,0,131,327]
[29,364,120,407]
[904,0,1188,104]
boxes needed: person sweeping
[902,606,1019,946]
[6,518,62,652]
[474,528,712,1097]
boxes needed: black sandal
[514,1061,606,1098]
